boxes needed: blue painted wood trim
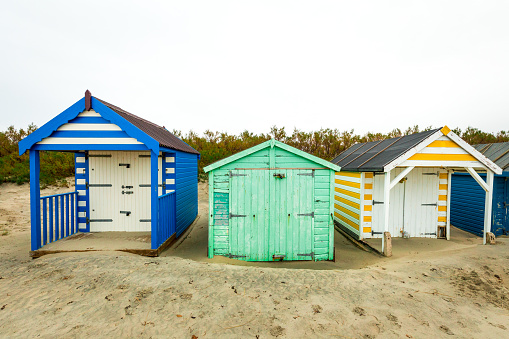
[75,152,89,232]
[32,144,150,151]
[30,150,41,251]
[19,98,85,155]
[151,150,159,249]
[19,95,162,155]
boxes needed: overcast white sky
[1,1,508,136]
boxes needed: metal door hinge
[297,252,314,259]
[273,173,286,179]
[89,184,112,188]
[423,232,436,235]
[229,171,247,177]
[119,163,130,168]
[297,212,314,217]
[371,230,383,235]
[298,170,315,177]
[230,213,247,218]
[423,172,439,176]
[372,200,384,205]
[88,154,112,158]
[374,172,385,176]
[139,219,151,222]
[120,211,131,216]
[421,203,437,206]
[122,191,134,195]
[228,254,247,258]
[89,219,113,222]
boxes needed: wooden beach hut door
[88,152,157,232]
[228,169,314,261]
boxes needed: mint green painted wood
[208,141,336,261]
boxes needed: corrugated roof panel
[475,142,509,171]
[96,98,199,155]
[360,129,440,171]
[342,138,398,171]
[330,143,364,165]
[331,128,441,172]
[334,142,379,168]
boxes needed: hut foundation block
[383,232,392,257]
[486,232,496,245]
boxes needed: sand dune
[0,181,508,338]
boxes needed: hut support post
[382,170,391,254]
[483,170,494,245]
[150,150,159,250]
[30,150,41,251]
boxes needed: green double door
[229,169,314,261]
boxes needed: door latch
[273,173,286,179]
[120,211,131,216]
[119,163,130,168]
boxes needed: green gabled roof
[203,139,341,173]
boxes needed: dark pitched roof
[96,97,199,155]
[474,142,509,171]
[331,128,441,172]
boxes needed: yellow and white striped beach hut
[330,126,502,252]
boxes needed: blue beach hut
[19,90,199,256]
[451,142,509,237]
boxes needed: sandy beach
[0,180,508,338]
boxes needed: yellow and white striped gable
[387,126,502,174]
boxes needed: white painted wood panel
[57,123,122,131]
[37,137,143,145]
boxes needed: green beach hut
[204,139,341,261]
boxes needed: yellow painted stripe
[363,216,372,222]
[335,197,360,210]
[335,187,360,199]
[438,206,447,211]
[338,205,359,220]
[364,183,373,189]
[439,184,448,190]
[439,195,447,201]
[337,171,361,178]
[438,216,447,222]
[408,153,476,161]
[363,227,372,233]
[441,126,451,135]
[364,194,372,200]
[335,179,361,189]
[364,205,372,211]
[335,212,359,230]
[439,173,448,179]
[364,173,373,178]
[427,140,459,148]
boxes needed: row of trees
[1,124,508,185]
[175,125,509,178]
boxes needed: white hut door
[371,170,405,238]
[89,152,123,232]
[403,168,439,238]
[122,152,153,232]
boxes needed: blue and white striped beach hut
[19,90,200,255]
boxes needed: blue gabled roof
[19,91,199,156]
